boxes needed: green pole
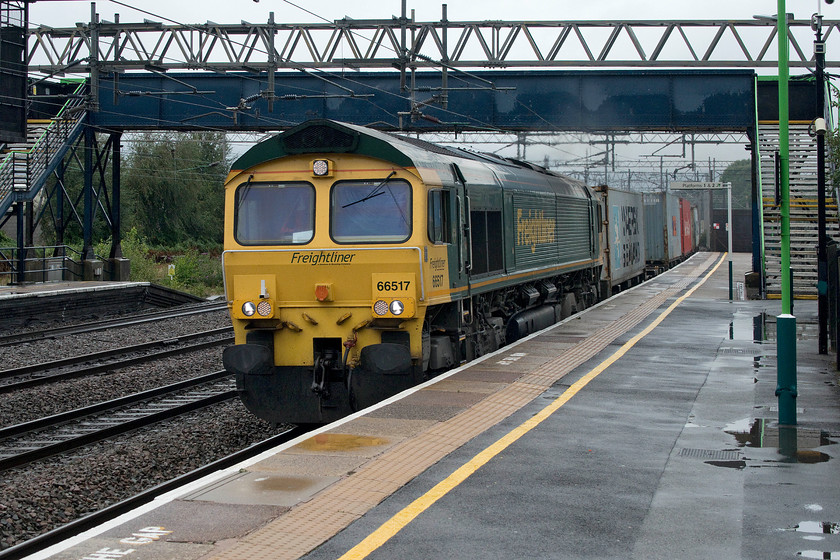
[778,1,791,313]
[776,314,798,424]
[776,0,797,425]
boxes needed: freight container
[643,191,682,273]
[595,186,645,293]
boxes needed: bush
[82,230,224,298]
[122,228,161,283]
[94,228,162,283]
[167,249,223,297]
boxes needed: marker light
[312,159,331,177]
[257,300,272,316]
[373,300,388,316]
[242,301,257,316]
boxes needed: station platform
[0,280,144,300]
[30,252,840,560]
[0,281,204,329]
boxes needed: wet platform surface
[31,253,840,560]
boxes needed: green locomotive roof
[231,120,415,172]
[230,119,591,199]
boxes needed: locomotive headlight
[389,300,405,316]
[312,159,333,177]
[242,301,257,317]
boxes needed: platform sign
[670,181,726,190]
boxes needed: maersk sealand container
[595,186,645,293]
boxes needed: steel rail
[0,369,231,438]
[0,301,228,348]
[0,328,233,392]
[0,373,237,471]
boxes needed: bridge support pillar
[106,257,130,281]
[83,258,104,281]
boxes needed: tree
[827,126,840,190]
[121,132,229,247]
[718,159,752,209]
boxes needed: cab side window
[428,189,452,244]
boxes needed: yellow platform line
[337,254,727,560]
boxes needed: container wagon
[595,185,646,293]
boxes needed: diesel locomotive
[221,119,609,425]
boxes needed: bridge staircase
[0,83,88,222]
[758,121,839,298]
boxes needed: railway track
[0,371,237,471]
[0,327,233,393]
[0,424,307,560]
[0,289,290,557]
[0,301,228,347]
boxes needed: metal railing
[0,245,84,285]
[0,83,88,217]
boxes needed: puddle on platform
[252,476,319,492]
[705,460,747,469]
[795,521,840,535]
[724,418,834,463]
[728,313,773,343]
[724,418,753,434]
[728,312,817,343]
[796,523,840,559]
[294,433,389,452]
[753,355,770,369]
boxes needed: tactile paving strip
[208,253,721,560]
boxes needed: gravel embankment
[0,304,289,552]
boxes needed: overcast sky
[27,0,839,29]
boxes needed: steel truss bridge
[27,15,840,73]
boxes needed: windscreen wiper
[238,174,255,202]
[341,171,396,208]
